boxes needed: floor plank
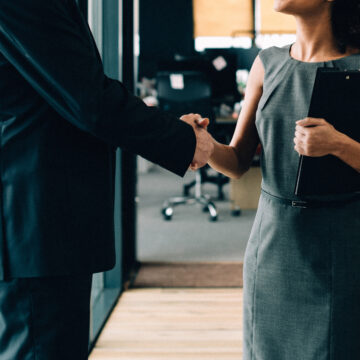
[90,288,243,360]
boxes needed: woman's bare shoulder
[245,55,264,102]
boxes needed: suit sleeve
[0,0,196,177]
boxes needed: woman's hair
[331,0,360,53]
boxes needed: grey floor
[136,165,256,262]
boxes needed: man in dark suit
[0,0,214,358]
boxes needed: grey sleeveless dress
[243,45,360,360]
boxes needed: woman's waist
[261,187,360,209]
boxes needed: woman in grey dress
[183,0,360,358]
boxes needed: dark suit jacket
[0,0,196,279]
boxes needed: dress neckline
[286,43,360,65]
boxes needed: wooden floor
[89,288,243,360]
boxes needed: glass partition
[78,0,124,349]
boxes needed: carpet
[133,262,243,288]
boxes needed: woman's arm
[294,118,360,172]
[332,133,360,172]
[208,56,264,179]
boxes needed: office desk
[215,116,262,211]
[216,116,238,125]
[212,116,237,145]
[230,167,262,210]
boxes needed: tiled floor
[137,165,255,263]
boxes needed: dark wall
[139,0,260,80]
[235,46,260,71]
[139,0,194,79]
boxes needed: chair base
[162,194,218,222]
[183,167,229,200]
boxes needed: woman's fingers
[190,162,199,171]
[293,136,305,154]
[294,144,303,155]
[294,136,303,146]
[294,129,305,138]
[296,117,326,127]
[180,113,201,121]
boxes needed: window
[257,0,296,34]
[86,0,123,349]
[193,0,254,38]
[193,0,297,50]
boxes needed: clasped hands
[294,117,343,157]
[180,113,214,171]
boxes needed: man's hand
[180,114,214,170]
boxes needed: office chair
[157,54,237,200]
[156,71,218,221]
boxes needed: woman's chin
[273,0,292,14]
[273,0,283,12]
[274,6,287,14]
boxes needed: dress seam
[250,207,264,360]
[329,222,334,360]
[28,287,38,360]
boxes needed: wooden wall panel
[193,0,253,37]
[259,0,296,33]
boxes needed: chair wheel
[162,207,173,221]
[231,209,242,217]
[209,215,218,222]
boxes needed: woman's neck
[291,7,356,62]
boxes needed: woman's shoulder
[258,44,291,72]
[340,48,360,69]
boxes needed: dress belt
[261,188,360,209]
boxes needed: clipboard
[294,68,360,196]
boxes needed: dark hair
[331,0,360,53]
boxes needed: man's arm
[0,0,202,176]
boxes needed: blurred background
[74,0,297,357]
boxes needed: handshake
[180,113,215,171]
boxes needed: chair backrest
[156,71,214,120]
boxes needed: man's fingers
[195,117,210,128]
[180,113,206,129]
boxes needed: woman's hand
[294,117,343,157]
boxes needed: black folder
[294,68,360,196]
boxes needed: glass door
[82,0,124,348]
